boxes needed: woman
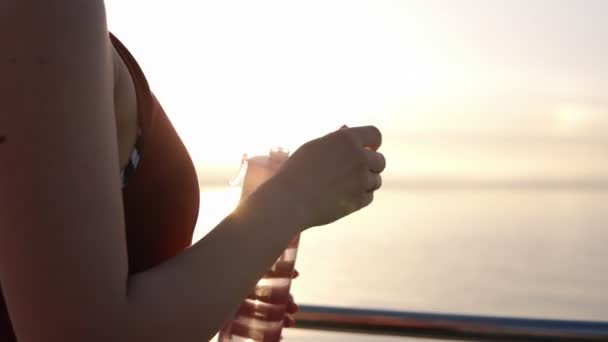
[0,2,386,341]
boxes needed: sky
[105,0,608,185]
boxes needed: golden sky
[105,0,608,184]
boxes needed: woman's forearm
[124,178,304,341]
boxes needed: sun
[554,105,592,135]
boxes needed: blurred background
[106,0,608,339]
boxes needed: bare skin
[111,43,139,171]
[0,2,386,342]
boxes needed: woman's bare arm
[0,1,302,341]
[0,2,384,342]
[0,1,129,341]
[125,182,303,341]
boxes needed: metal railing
[294,305,608,341]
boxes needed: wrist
[249,175,311,235]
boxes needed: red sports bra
[0,33,201,341]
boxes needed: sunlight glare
[193,187,242,242]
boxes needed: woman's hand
[283,293,299,328]
[272,125,386,230]
[283,269,300,328]
[233,270,300,328]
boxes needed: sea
[195,185,608,341]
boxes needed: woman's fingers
[284,314,296,328]
[359,191,374,209]
[292,269,299,279]
[285,293,298,328]
[286,294,299,314]
[348,125,383,150]
[364,148,386,173]
[366,172,382,192]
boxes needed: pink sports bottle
[218,148,300,342]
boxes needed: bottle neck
[237,148,289,200]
